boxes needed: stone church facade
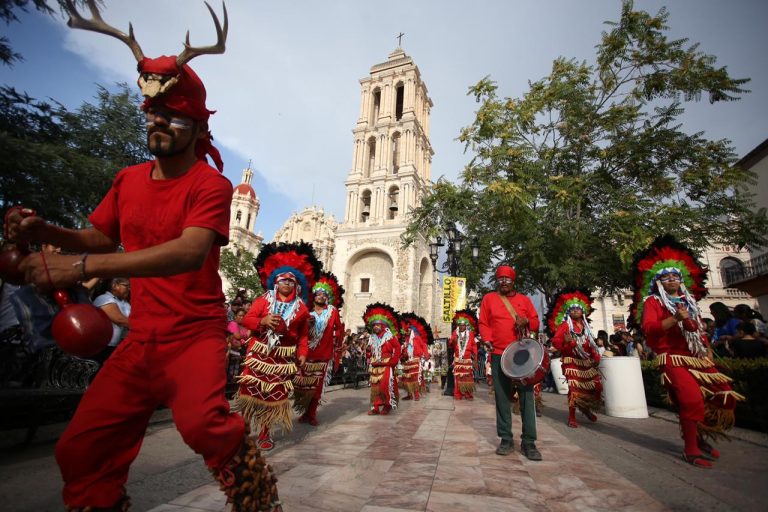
[271,48,436,330]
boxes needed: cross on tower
[397,32,405,47]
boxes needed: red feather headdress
[451,309,478,333]
[254,242,322,303]
[312,271,345,310]
[362,302,399,335]
[544,288,593,336]
[399,312,435,346]
[628,234,708,327]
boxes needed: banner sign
[442,277,467,322]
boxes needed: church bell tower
[332,47,435,330]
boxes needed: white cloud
[50,0,768,229]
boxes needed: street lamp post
[429,227,479,397]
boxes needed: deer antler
[64,0,145,62]
[176,2,228,68]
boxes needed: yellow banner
[442,277,467,322]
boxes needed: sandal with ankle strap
[682,453,713,469]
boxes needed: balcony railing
[722,252,768,286]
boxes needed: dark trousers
[491,354,537,444]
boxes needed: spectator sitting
[93,278,132,364]
[710,302,741,358]
[734,304,768,337]
[730,322,767,359]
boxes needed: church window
[371,88,381,124]
[720,257,745,284]
[391,132,400,174]
[360,190,372,222]
[395,83,404,121]
[366,137,376,177]
[387,186,399,220]
[246,213,251,229]
[236,210,242,224]
[360,278,370,293]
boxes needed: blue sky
[2,0,766,241]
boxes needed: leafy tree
[0,82,150,230]
[220,246,264,300]
[405,1,767,299]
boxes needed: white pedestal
[550,357,569,395]
[599,356,649,418]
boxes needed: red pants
[55,334,245,508]
[663,364,705,423]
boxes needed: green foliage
[405,0,766,298]
[641,358,768,432]
[220,247,264,300]
[0,83,149,231]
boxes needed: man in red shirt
[7,4,282,510]
[479,265,542,460]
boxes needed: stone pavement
[149,388,674,512]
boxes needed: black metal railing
[723,252,768,286]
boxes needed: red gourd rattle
[0,206,33,284]
[1,206,112,357]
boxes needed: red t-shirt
[89,160,232,342]
[641,295,706,356]
[479,291,540,355]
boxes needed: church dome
[233,183,256,199]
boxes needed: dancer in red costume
[6,3,283,511]
[399,312,433,401]
[548,289,602,428]
[293,271,344,426]
[450,309,478,400]
[235,242,320,451]
[631,235,745,468]
[363,303,401,415]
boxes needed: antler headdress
[254,242,323,304]
[312,271,345,310]
[363,302,399,336]
[400,312,435,346]
[451,309,478,333]
[544,288,593,336]
[63,1,228,171]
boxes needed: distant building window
[360,278,370,293]
[236,210,242,223]
[395,84,404,120]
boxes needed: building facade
[272,206,338,270]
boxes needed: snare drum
[500,338,550,386]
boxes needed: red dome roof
[233,183,256,199]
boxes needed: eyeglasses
[145,108,194,129]
[659,275,682,283]
[497,277,514,284]
[277,279,297,287]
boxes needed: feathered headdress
[363,302,399,335]
[312,271,345,310]
[451,309,478,333]
[544,288,593,336]
[628,234,708,327]
[254,241,322,303]
[400,312,435,346]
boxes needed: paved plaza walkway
[149,387,678,512]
